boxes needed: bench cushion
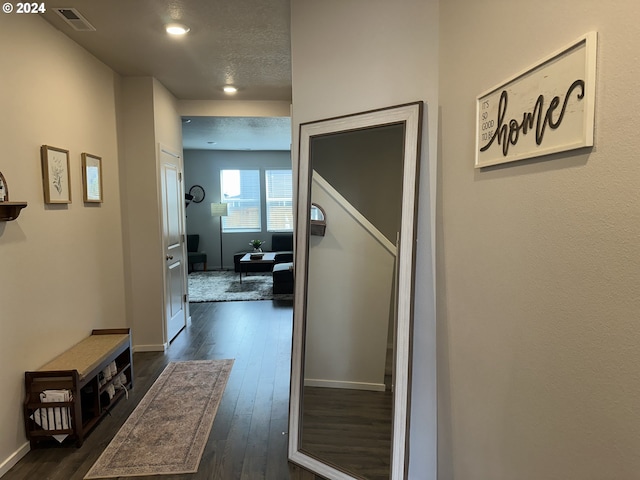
[38,334,129,381]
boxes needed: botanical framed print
[41,145,71,204]
[81,153,103,203]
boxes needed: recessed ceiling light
[165,23,190,35]
[223,85,238,94]
[207,141,217,145]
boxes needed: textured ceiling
[40,0,293,150]
[41,0,292,101]
[182,116,291,151]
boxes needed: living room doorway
[181,116,293,304]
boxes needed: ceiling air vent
[54,8,96,32]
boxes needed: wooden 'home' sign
[475,32,597,168]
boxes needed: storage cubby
[23,329,133,447]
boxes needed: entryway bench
[23,328,133,447]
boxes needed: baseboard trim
[304,378,386,392]
[0,441,30,477]
[132,343,167,353]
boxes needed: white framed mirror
[289,102,423,480]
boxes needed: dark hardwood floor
[4,300,295,480]
[301,387,392,480]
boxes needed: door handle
[166,255,174,261]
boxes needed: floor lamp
[210,203,228,270]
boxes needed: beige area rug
[84,359,234,479]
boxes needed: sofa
[233,232,294,273]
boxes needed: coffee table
[239,252,276,284]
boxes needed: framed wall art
[82,153,103,203]
[475,32,597,168]
[0,171,8,202]
[41,145,71,204]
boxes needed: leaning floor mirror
[289,102,423,480]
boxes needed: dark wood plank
[300,386,393,480]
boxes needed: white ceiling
[41,0,292,150]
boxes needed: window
[219,168,293,233]
[220,169,261,232]
[265,170,293,232]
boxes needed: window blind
[265,169,293,232]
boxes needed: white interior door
[160,145,187,343]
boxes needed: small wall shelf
[0,202,28,221]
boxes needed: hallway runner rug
[84,359,234,479]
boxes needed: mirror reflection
[289,102,423,480]
[310,204,324,221]
[310,203,326,236]
[301,124,405,479]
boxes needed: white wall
[0,15,126,473]
[305,176,394,390]
[438,1,640,479]
[291,1,439,477]
[119,77,183,350]
[119,77,164,350]
[153,79,183,155]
